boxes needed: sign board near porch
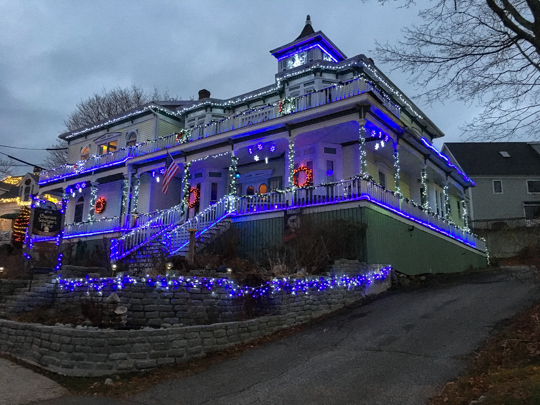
[32,207,63,236]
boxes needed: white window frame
[526,179,540,194]
[492,180,503,194]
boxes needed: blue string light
[56,267,391,298]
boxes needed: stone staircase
[126,237,166,275]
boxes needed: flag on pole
[162,151,180,194]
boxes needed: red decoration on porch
[95,197,106,214]
[185,187,200,209]
[293,166,313,187]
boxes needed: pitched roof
[296,15,315,40]
[444,142,540,176]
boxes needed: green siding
[233,217,284,260]
[361,206,486,275]
[230,204,487,275]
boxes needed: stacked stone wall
[0,271,391,376]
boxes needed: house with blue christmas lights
[35,16,488,274]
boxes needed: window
[524,202,540,219]
[259,184,268,194]
[80,146,90,161]
[499,151,511,158]
[457,200,461,218]
[379,171,386,188]
[126,132,137,147]
[324,147,337,154]
[306,161,313,171]
[493,180,503,194]
[210,182,218,204]
[268,177,282,191]
[527,180,540,193]
[23,186,31,202]
[246,186,255,195]
[98,140,117,155]
[74,197,84,223]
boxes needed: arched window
[259,184,267,194]
[80,146,90,161]
[126,132,137,147]
[74,196,85,223]
[246,186,255,195]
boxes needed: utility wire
[0,151,45,171]
[0,144,67,151]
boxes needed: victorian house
[35,17,487,275]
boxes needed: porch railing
[163,178,486,257]
[39,147,133,184]
[110,203,185,261]
[41,75,401,185]
[165,196,234,256]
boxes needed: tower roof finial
[306,15,311,26]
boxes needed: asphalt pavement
[9,268,540,405]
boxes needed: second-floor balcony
[39,75,401,185]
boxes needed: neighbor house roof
[444,142,540,176]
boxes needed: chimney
[198,89,211,100]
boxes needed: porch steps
[125,238,165,276]
[173,217,232,256]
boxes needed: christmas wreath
[175,130,190,144]
[293,165,313,188]
[95,197,106,214]
[185,187,200,209]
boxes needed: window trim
[526,179,540,194]
[493,180,503,194]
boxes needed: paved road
[26,269,540,404]
[0,358,66,405]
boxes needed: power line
[0,144,67,151]
[0,151,45,171]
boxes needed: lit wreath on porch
[95,197,106,214]
[293,165,313,188]
[175,129,190,144]
[185,187,200,209]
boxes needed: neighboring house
[443,142,540,225]
[0,173,39,234]
[35,17,487,274]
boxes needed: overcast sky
[0,0,492,175]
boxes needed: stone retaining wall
[0,271,391,377]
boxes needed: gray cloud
[0,0,502,174]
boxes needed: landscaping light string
[56,267,391,298]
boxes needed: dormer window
[126,131,137,147]
[99,140,117,155]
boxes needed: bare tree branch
[375,0,540,140]
[64,85,179,132]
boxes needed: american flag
[162,152,180,194]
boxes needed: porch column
[421,164,429,211]
[181,160,192,216]
[393,142,401,196]
[120,177,129,217]
[130,176,140,214]
[443,178,450,220]
[228,150,238,196]
[286,138,295,189]
[88,182,98,221]
[358,122,367,176]
[461,198,469,230]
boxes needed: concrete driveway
[23,269,540,404]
